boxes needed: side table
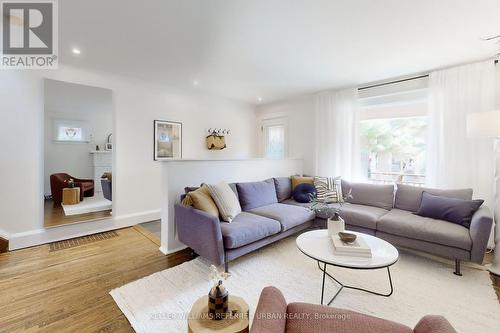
[188,295,249,333]
[62,187,80,205]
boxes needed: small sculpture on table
[208,265,231,320]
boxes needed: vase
[327,216,345,237]
[208,281,228,320]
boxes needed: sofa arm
[414,315,457,333]
[469,206,493,263]
[250,287,288,333]
[174,204,225,266]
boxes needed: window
[262,118,287,159]
[52,119,89,143]
[358,79,428,186]
[360,116,427,186]
[57,126,83,141]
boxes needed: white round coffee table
[296,229,399,305]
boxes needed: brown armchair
[50,173,94,204]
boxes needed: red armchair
[251,287,457,333]
[50,173,94,204]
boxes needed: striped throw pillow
[313,176,343,203]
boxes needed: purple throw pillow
[416,191,484,228]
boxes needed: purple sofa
[176,179,316,272]
[251,286,457,333]
[175,177,493,274]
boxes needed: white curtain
[426,60,496,212]
[314,88,362,180]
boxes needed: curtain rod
[359,58,498,91]
[358,74,429,91]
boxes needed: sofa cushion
[291,175,314,190]
[338,203,388,229]
[416,192,484,228]
[292,183,316,203]
[228,183,240,200]
[237,179,278,211]
[282,198,312,209]
[395,183,473,212]
[207,181,242,222]
[273,177,292,202]
[341,180,394,210]
[220,212,281,249]
[249,203,315,231]
[181,184,219,218]
[377,209,472,250]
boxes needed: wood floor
[44,199,112,228]
[0,227,498,332]
[0,227,192,332]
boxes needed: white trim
[8,209,161,250]
[159,245,187,255]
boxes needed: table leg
[320,262,326,305]
[317,261,394,305]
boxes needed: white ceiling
[59,0,500,104]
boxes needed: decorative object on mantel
[208,265,231,320]
[105,133,113,151]
[206,128,229,150]
[154,120,182,160]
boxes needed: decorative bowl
[338,232,357,243]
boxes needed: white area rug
[62,193,111,215]
[110,236,500,333]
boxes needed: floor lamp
[467,110,500,276]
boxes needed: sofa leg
[224,261,229,273]
[453,259,462,276]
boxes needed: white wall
[160,159,303,253]
[0,65,257,249]
[256,95,315,175]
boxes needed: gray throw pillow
[416,192,484,228]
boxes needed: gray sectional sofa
[175,177,493,275]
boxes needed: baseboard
[8,209,161,251]
[159,245,187,255]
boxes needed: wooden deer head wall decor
[206,128,229,150]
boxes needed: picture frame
[154,120,182,160]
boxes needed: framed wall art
[154,120,182,160]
